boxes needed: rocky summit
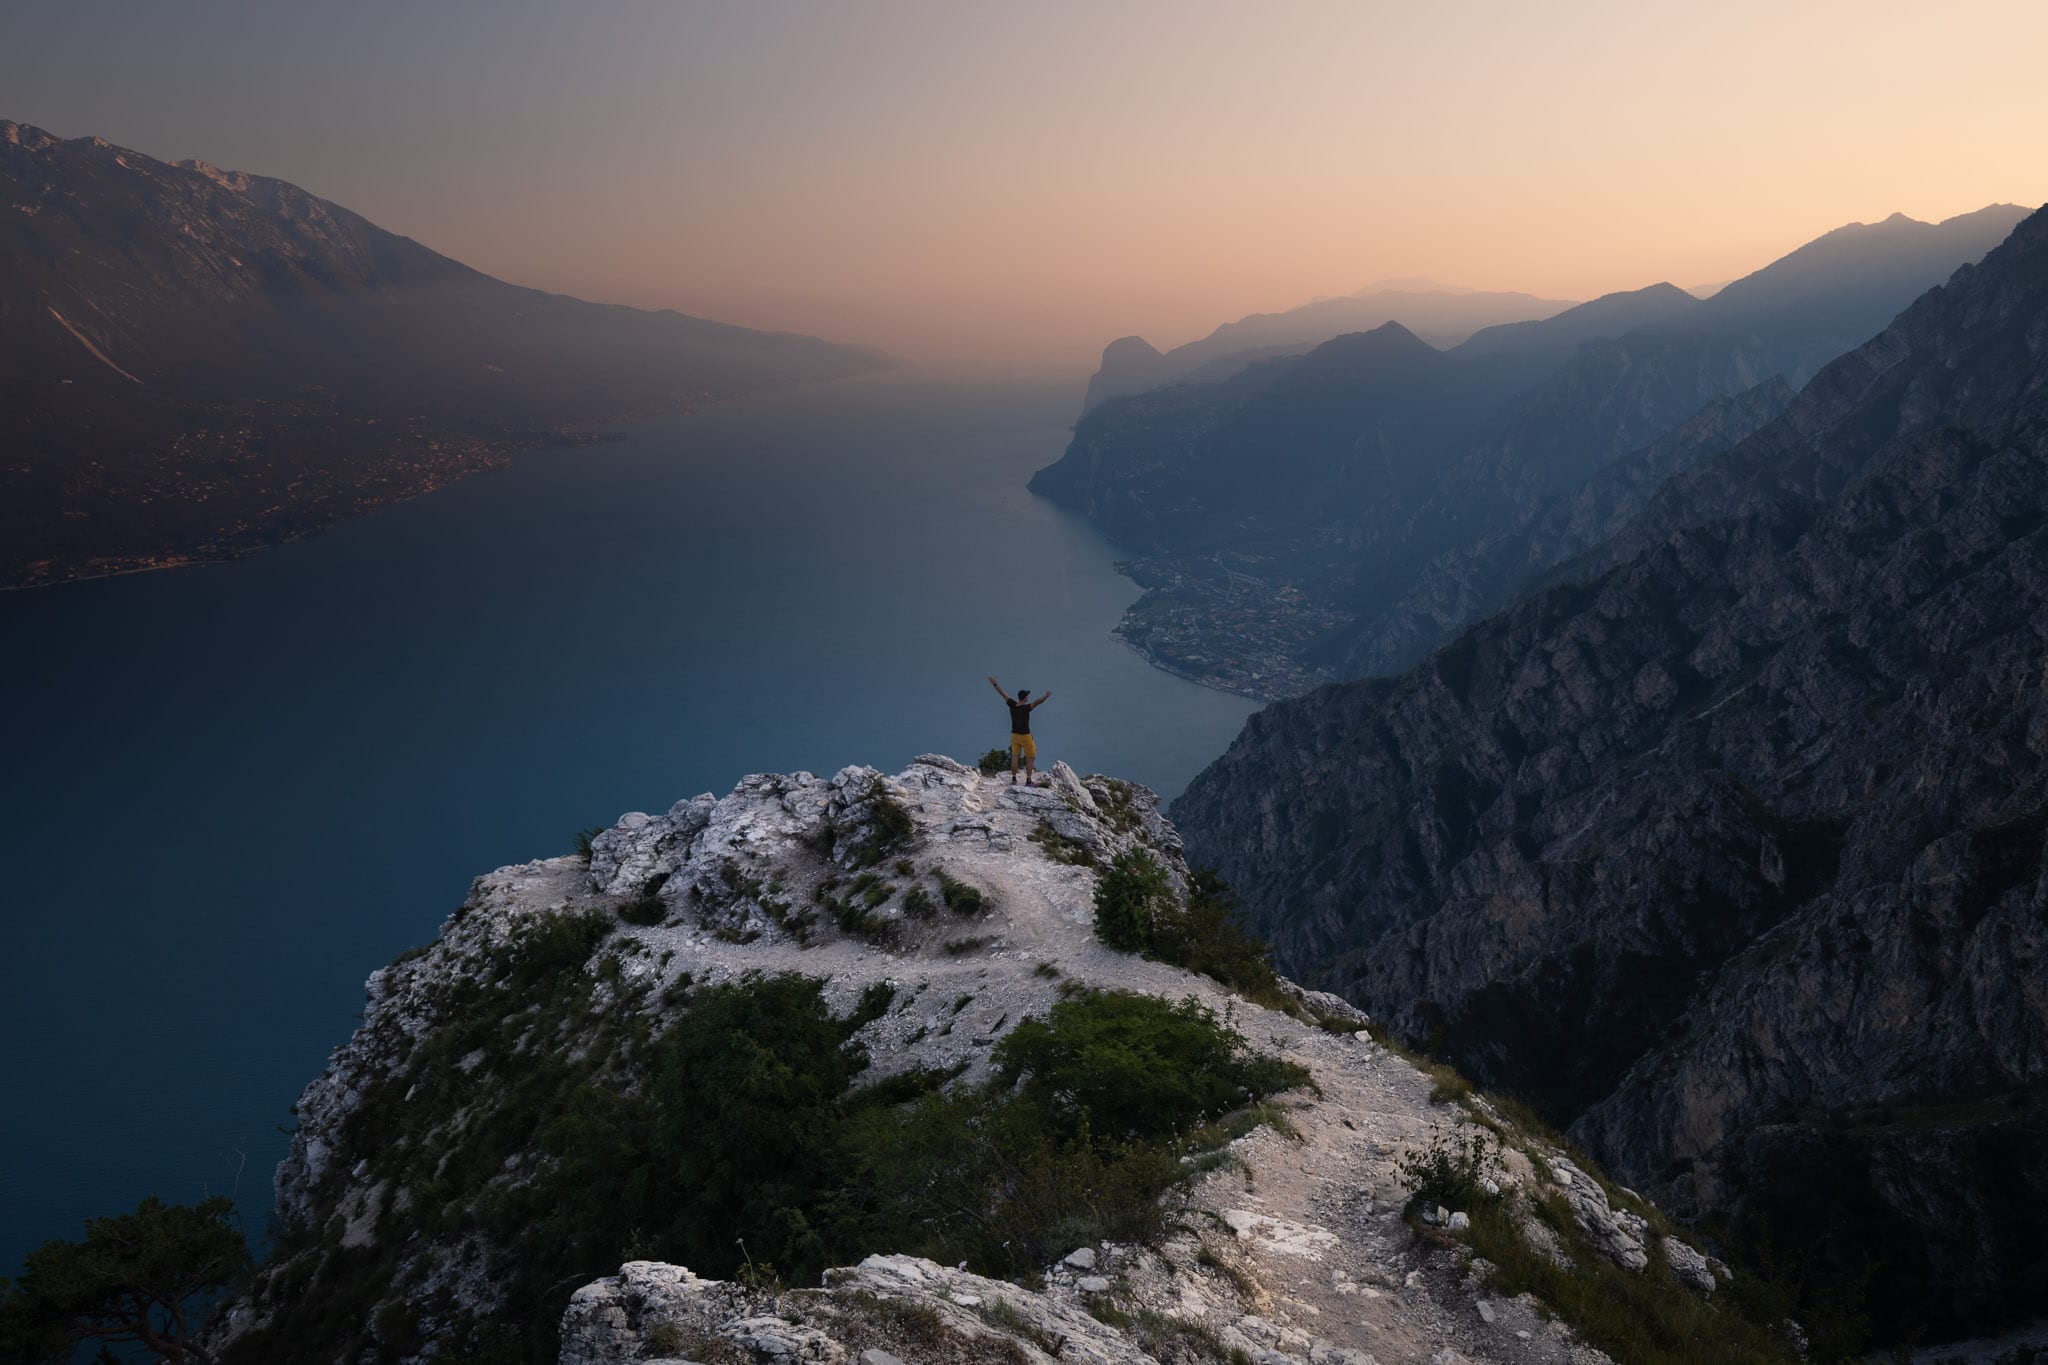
[209,756,1763,1364]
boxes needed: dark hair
[1016,689,1029,700]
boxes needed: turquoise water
[0,374,1256,1273]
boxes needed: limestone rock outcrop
[216,753,1726,1363]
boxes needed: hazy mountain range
[0,119,886,587]
[1079,282,1577,414]
[1033,204,2031,699]
[1170,202,2048,1342]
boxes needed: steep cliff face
[1037,323,1485,554]
[1171,205,2048,1342]
[211,756,1760,1365]
[1334,378,1795,678]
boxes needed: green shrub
[846,1062,967,1109]
[224,975,1312,1362]
[937,870,986,915]
[843,982,896,1035]
[844,1082,1184,1277]
[1029,821,1100,867]
[572,826,606,863]
[843,778,917,868]
[1093,850,1173,951]
[1424,1062,1474,1105]
[650,974,865,1278]
[995,990,1310,1140]
[1396,1126,1504,1214]
[495,907,612,989]
[1159,871,1286,1004]
[901,884,937,918]
[1461,1194,1798,1365]
[977,747,1013,775]
[1093,861,1286,1006]
[618,895,667,926]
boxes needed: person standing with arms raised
[987,675,1051,786]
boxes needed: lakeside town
[3,390,658,590]
[1111,548,1350,701]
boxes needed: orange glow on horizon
[14,0,2044,372]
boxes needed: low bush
[937,870,986,915]
[1092,849,1173,951]
[1396,1126,1503,1215]
[496,907,613,989]
[617,895,667,926]
[1092,858,1286,1006]
[1392,1120,1805,1365]
[995,990,1310,1140]
[650,975,865,1277]
[1029,820,1100,868]
[1160,871,1286,1005]
[1461,1195,1799,1365]
[843,778,917,869]
[843,982,897,1034]
[228,973,1308,1363]
[977,748,1013,775]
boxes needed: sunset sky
[7,0,2045,370]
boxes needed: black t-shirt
[1007,701,1032,734]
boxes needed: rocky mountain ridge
[1035,207,2029,701]
[1080,286,1576,415]
[0,118,886,587]
[212,756,1769,1364]
[1169,203,2048,1343]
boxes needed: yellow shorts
[1009,733,1036,760]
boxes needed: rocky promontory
[208,756,1776,1364]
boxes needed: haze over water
[0,374,1255,1273]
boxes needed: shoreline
[0,407,714,596]
[1109,611,1300,705]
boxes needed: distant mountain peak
[1346,318,1432,349]
[2,119,59,151]
[1291,319,1441,370]
[1352,276,1469,295]
[1,116,889,586]
[173,157,253,193]
[1078,284,1570,414]
[1100,334,1164,364]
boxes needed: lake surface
[0,374,1256,1275]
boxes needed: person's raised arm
[987,675,1010,700]
[1029,690,1053,709]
